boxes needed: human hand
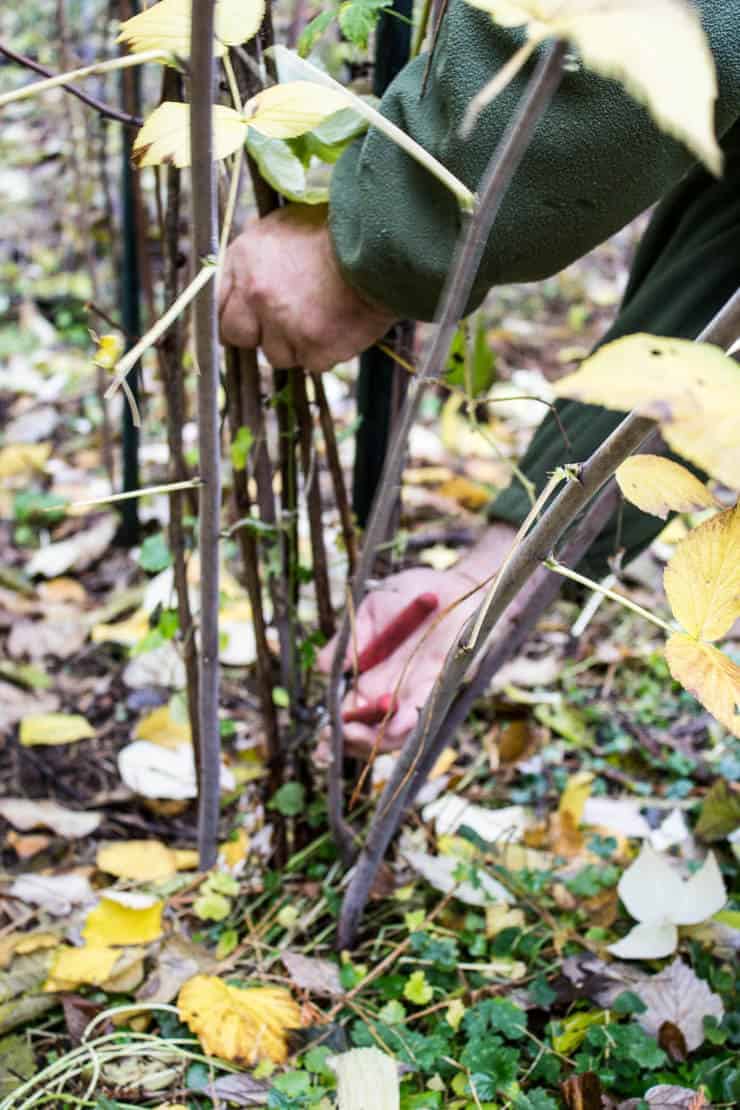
[317,524,516,756]
[218,204,397,372]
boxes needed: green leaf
[303,1045,334,1077]
[304,106,368,163]
[514,1091,558,1110]
[138,532,172,573]
[13,491,66,526]
[696,780,740,841]
[246,129,328,205]
[230,425,254,471]
[298,8,336,56]
[378,999,407,1024]
[269,782,306,817]
[612,990,648,1016]
[272,686,290,708]
[403,970,433,1005]
[204,871,240,896]
[338,0,393,48]
[193,892,231,921]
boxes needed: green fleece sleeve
[329,1,740,321]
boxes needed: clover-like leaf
[615,455,719,520]
[133,102,247,168]
[465,0,720,174]
[118,0,265,58]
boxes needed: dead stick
[295,372,335,638]
[312,372,357,575]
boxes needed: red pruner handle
[342,693,396,726]
[356,592,438,675]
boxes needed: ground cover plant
[0,0,738,1107]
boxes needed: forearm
[329,0,740,321]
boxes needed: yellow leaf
[245,81,349,140]
[665,634,740,738]
[219,827,250,869]
[96,840,198,882]
[0,931,58,969]
[118,0,265,57]
[558,771,594,826]
[44,945,119,991]
[663,504,740,643]
[91,607,150,647]
[19,713,95,747]
[133,102,246,168]
[83,891,164,946]
[616,455,719,520]
[94,333,124,370]
[0,442,51,480]
[135,705,192,749]
[553,1009,608,1055]
[466,0,720,174]
[178,975,301,1064]
[554,334,740,488]
[437,475,491,511]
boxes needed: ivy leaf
[695,780,740,842]
[403,970,433,1005]
[615,455,719,520]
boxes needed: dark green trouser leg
[490,126,740,577]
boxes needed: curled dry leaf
[615,455,718,520]
[96,840,199,882]
[83,891,164,946]
[118,740,235,799]
[0,798,101,839]
[608,844,726,959]
[555,335,740,488]
[8,873,94,917]
[178,975,301,1064]
[26,515,116,579]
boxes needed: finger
[357,592,439,674]
[219,280,260,349]
[316,594,380,674]
[260,323,299,372]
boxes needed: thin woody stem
[544,559,674,634]
[327,39,569,868]
[190,0,221,869]
[0,48,166,108]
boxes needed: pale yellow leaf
[665,634,740,738]
[616,455,719,520]
[134,704,192,749]
[466,0,720,174]
[94,334,124,371]
[178,975,301,1064]
[83,891,164,946]
[133,102,246,169]
[19,713,94,747]
[91,607,150,647]
[437,475,491,510]
[118,0,265,57]
[554,334,740,488]
[663,505,740,643]
[558,770,594,826]
[219,827,250,869]
[331,1048,400,1110]
[0,932,58,970]
[0,443,51,481]
[96,840,198,882]
[245,81,349,139]
[44,945,119,992]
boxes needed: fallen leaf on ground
[282,951,343,998]
[619,1085,709,1110]
[137,935,217,1005]
[96,840,198,882]
[134,705,191,748]
[423,795,532,843]
[91,607,150,647]
[0,682,59,732]
[123,643,186,690]
[632,958,724,1053]
[26,515,116,578]
[8,616,88,661]
[9,873,94,916]
[44,945,119,991]
[581,797,651,839]
[83,891,164,946]
[178,975,301,1064]
[19,713,95,747]
[0,1032,35,1098]
[695,780,740,841]
[0,443,51,480]
[0,798,101,839]
[330,1047,400,1110]
[559,771,594,826]
[118,740,235,799]
[608,845,726,958]
[404,850,511,906]
[198,1073,270,1107]
[0,934,58,970]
